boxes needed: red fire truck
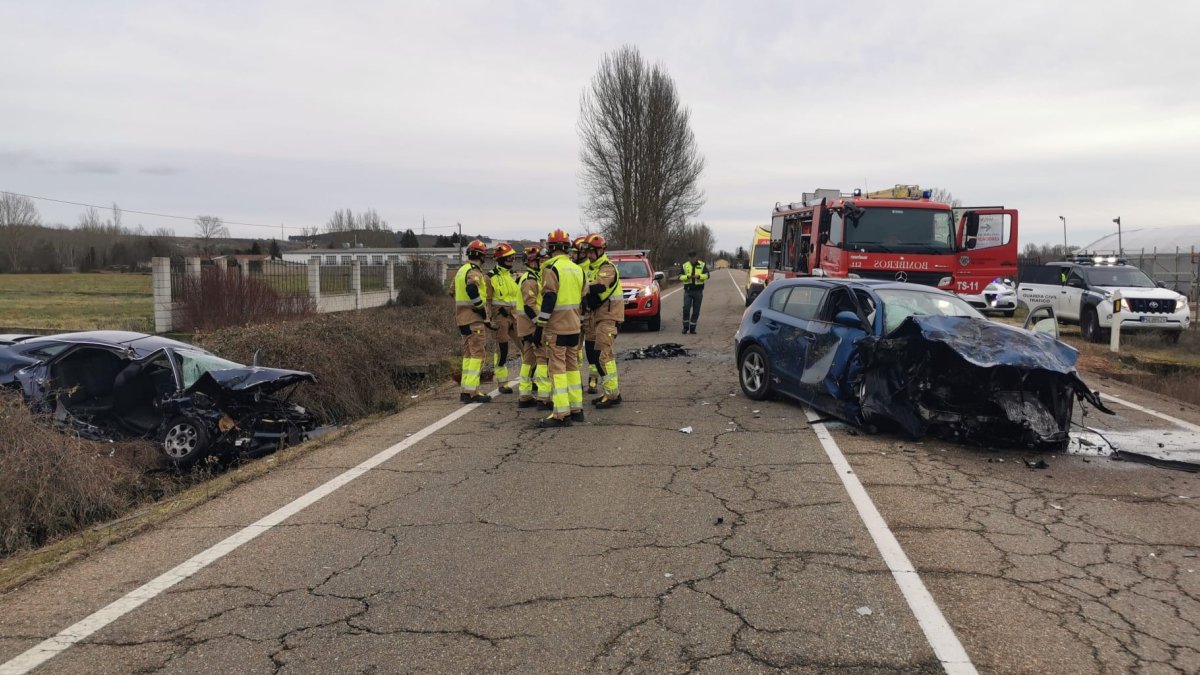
[767,186,1018,296]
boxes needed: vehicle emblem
[1149,301,1158,309]
[895,271,908,283]
[959,256,970,266]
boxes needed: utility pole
[1059,216,1067,250]
[422,216,426,236]
[1113,216,1123,255]
[457,222,463,262]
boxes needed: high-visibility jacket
[680,260,709,287]
[454,262,487,326]
[588,255,624,322]
[516,269,541,336]
[487,265,520,311]
[538,254,583,334]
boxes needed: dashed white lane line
[0,382,518,675]
[804,409,978,675]
[1100,393,1200,433]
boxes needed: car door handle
[765,319,780,330]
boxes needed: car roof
[7,331,207,355]
[768,277,956,295]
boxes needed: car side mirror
[653,271,665,281]
[1067,278,1085,289]
[1156,280,1166,288]
[833,310,866,330]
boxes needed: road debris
[856,606,873,616]
[1050,503,1064,511]
[626,343,689,360]
[1024,458,1049,469]
[679,426,693,434]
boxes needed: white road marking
[0,382,519,675]
[728,269,746,303]
[1100,393,1200,433]
[660,285,682,301]
[804,409,978,675]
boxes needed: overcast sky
[3,0,1198,252]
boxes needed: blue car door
[772,285,827,400]
[756,287,803,392]
[798,288,873,414]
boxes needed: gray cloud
[140,164,182,176]
[66,160,120,175]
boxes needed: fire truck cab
[768,186,1018,297]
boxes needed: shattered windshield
[176,349,247,389]
[751,244,770,267]
[845,208,956,253]
[878,289,983,335]
[1084,266,1156,288]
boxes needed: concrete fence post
[307,259,321,304]
[351,260,362,310]
[240,260,250,280]
[186,256,201,280]
[214,257,228,273]
[152,257,173,333]
[386,260,396,301]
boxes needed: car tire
[738,345,771,400]
[160,416,211,469]
[1000,309,1015,318]
[1081,309,1102,343]
[647,309,661,332]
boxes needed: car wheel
[1081,310,1102,343]
[160,416,211,469]
[1000,309,1015,318]
[739,345,771,400]
[647,309,661,332]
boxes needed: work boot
[682,325,689,334]
[517,398,537,408]
[591,394,606,406]
[569,410,586,423]
[538,415,571,428]
[459,393,473,403]
[587,375,598,395]
[537,400,552,411]
[467,393,491,404]
[689,326,697,334]
[594,395,622,409]
[498,385,514,394]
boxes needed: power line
[0,189,463,233]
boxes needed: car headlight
[639,285,654,298]
[1178,299,1188,312]
[750,278,764,287]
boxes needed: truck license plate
[1141,316,1167,323]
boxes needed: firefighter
[679,251,709,334]
[575,235,601,394]
[486,242,521,393]
[454,239,493,403]
[584,233,624,407]
[534,229,585,427]
[515,245,548,408]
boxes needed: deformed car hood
[187,367,316,396]
[889,315,1081,374]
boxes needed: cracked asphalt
[1,269,1198,674]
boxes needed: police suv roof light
[852,188,862,197]
[921,190,933,200]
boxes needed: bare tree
[78,207,104,230]
[578,46,705,263]
[195,214,229,240]
[358,208,389,231]
[928,188,962,208]
[326,209,355,232]
[0,192,41,227]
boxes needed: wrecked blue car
[0,331,318,468]
[734,279,1111,449]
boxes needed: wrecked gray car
[735,279,1112,449]
[0,331,318,468]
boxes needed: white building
[281,247,463,266]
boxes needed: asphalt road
[1,270,1198,674]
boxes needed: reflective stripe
[455,300,475,306]
[492,301,517,307]
[536,311,551,320]
[553,303,581,311]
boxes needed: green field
[0,274,153,332]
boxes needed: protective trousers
[682,287,704,330]
[582,314,600,388]
[545,331,583,418]
[594,319,619,397]
[519,337,548,401]
[459,322,486,394]
[491,314,516,383]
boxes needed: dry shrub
[178,268,313,331]
[0,390,160,556]
[391,259,448,307]
[192,297,459,422]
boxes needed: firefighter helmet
[585,233,607,250]
[493,242,516,259]
[466,239,488,259]
[573,235,587,251]
[546,229,571,247]
[523,245,542,264]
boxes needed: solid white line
[1099,393,1200,433]
[804,409,978,675]
[728,269,746,303]
[660,285,683,301]
[0,382,518,675]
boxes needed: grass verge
[0,273,153,331]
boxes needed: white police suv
[1017,257,1190,343]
